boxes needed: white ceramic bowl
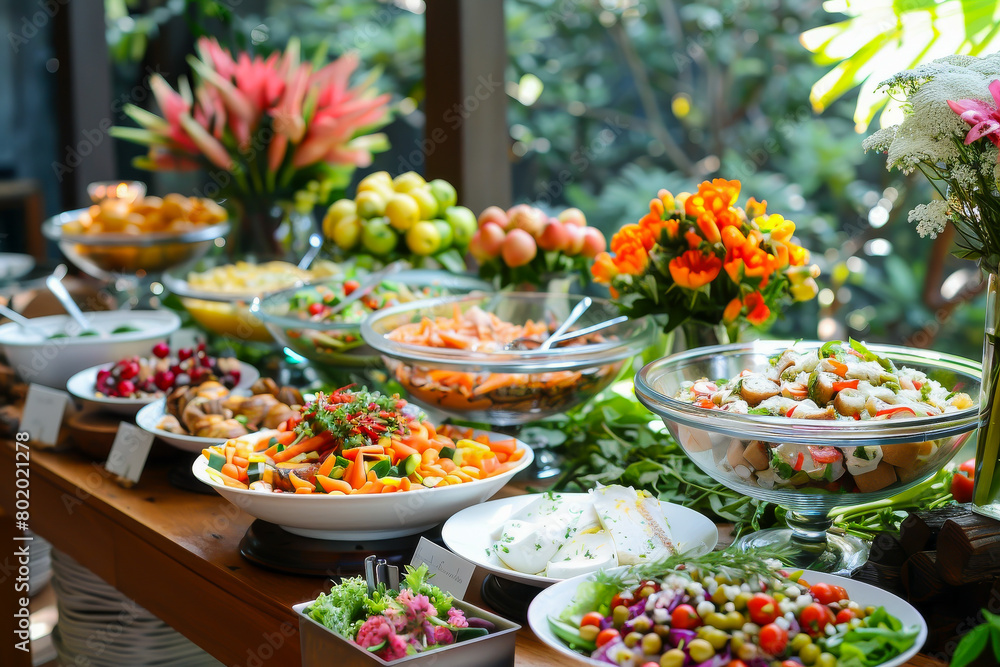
[68,361,260,416]
[192,429,536,540]
[442,493,719,588]
[0,253,35,281]
[528,567,927,667]
[0,310,181,388]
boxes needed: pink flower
[447,608,468,628]
[393,590,436,631]
[380,634,409,662]
[355,616,395,651]
[433,626,455,645]
[948,79,1000,154]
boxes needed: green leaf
[951,623,990,667]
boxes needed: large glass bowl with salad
[252,270,493,381]
[361,292,656,426]
[634,339,980,573]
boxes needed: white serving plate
[0,310,180,388]
[442,493,719,588]
[67,360,259,416]
[0,252,35,281]
[192,429,535,540]
[528,567,928,667]
[135,398,228,453]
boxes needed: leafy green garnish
[949,610,1000,667]
[402,563,453,615]
[819,339,843,359]
[770,450,797,479]
[295,387,409,449]
[849,338,895,372]
[822,606,919,667]
[306,576,369,637]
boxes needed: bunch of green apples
[322,171,477,264]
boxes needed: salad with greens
[306,564,497,662]
[548,551,919,667]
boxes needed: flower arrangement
[470,204,607,288]
[592,179,819,340]
[112,37,391,212]
[863,52,1000,273]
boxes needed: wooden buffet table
[0,438,945,667]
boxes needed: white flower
[952,164,979,190]
[908,200,950,238]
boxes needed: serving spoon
[46,266,98,337]
[505,296,593,351]
[0,303,40,333]
[326,260,410,317]
[297,233,323,270]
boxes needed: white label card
[410,536,476,600]
[21,384,69,447]
[104,422,155,484]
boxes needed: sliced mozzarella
[591,485,675,565]
[545,532,618,579]
[773,443,844,482]
[843,445,883,476]
[492,519,562,574]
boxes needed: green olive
[711,588,728,605]
[705,629,729,650]
[639,585,656,599]
[715,573,731,585]
[688,639,715,663]
[864,606,876,616]
[725,610,745,629]
[704,612,728,629]
[733,592,750,610]
[730,634,745,653]
[612,605,629,628]
[660,649,686,667]
[578,625,599,642]
[816,652,837,667]
[653,624,671,638]
[632,615,652,632]
[696,626,711,639]
[624,631,643,648]
[737,642,759,661]
[790,632,812,651]
[642,633,663,655]
[799,643,821,664]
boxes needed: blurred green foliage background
[107,0,990,359]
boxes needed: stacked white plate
[28,533,52,596]
[50,550,221,666]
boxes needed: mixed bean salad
[550,552,918,667]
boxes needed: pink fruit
[564,224,586,255]
[200,355,214,368]
[189,367,206,383]
[478,206,509,230]
[558,207,587,227]
[580,227,607,258]
[469,232,491,264]
[96,368,111,383]
[154,370,176,391]
[538,220,570,252]
[170,364,184,375]
[507,204,545,237]
[152,342,170,358]
[177,348,193,361]
[479,222,506,257]
[501,228,538,268]
[117,380,136,396]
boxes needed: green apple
[431,219,454,250]
[322,199,357,239]
[355,190,387,219]
[445,205,477,247]
[428,179,458,210]
[406,221,441,256]
[409,188,440,220]
[331,214,362,250]
[392,171,427,193]
[385,193,420,231]
[361,217,398,256]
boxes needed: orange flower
[591,251,618,284]
[722,297,742,324]
[657,188,676,213]
[668,250,722,290]
[684,228,703,250]
[745,197,767,219]
[696,212,722,244]
[686,178,741,217]
[608,225,650,276]
[744,291,770,325]
[723,226,774,285]
[767,217,810,267]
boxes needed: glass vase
[973,271,1000,518]
[228,200,315,259]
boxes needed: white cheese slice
[492,519,562,574]
[545,532,618,579]
[590,485,675,565]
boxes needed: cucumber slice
[439,446,457,460]
[207,451,226,472]
[403,453,420,476]
[330,466,345,480]
[335,455,350,468]
[246,461,266,483]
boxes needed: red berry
[117,380,136,396]
[96,369,111,383]
[152,342,170,358]
[200,355,214,368]
[154,370,175,391]
[308,302,325,316]
[344,280,360,295]
[178,348,193,361]
[120,361,140,380]
[197,341,206,353]
[170,364,184,375]
[229,369,241,384]
[189,367,206,383]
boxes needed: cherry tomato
[952,471,975,504]
[836,608,858,624]
[800,603,835,636]
[343,280,360,295]
[747,593,779,625]
[596,628,620,647]
[810,446,842,463]
[580,612,604,628]
[671,604,701,629]
[728,661,750,667]
[810,583,848,605]
[610,592,633,611]
[960,458,975,476]
[759,622,789,655]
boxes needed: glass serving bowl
[361,292,655,425]
[163,255,343,343]
[635,340,981,573]
[252,270,494,381]
[43,208,229,280]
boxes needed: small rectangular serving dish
[293,598,519,667]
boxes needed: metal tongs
[364,555,400,595]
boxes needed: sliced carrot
[220,462,241,480]
[355,481,377,494]
[400,477,411,491]
[508,448,525,462]
[480,455,499,475]
[272,432,334,463]
[341,444,385,461]
[317,453,338,478]
[346,461,365,490]
[487,438,517,456]
[828,358,849,377]
[221,476,248,489]
[380,485,398,493]
[294,486,313,494]
[390,441,418,463]
[288,472,313,490]
[315,475,352,494]
[439,458,457,473]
